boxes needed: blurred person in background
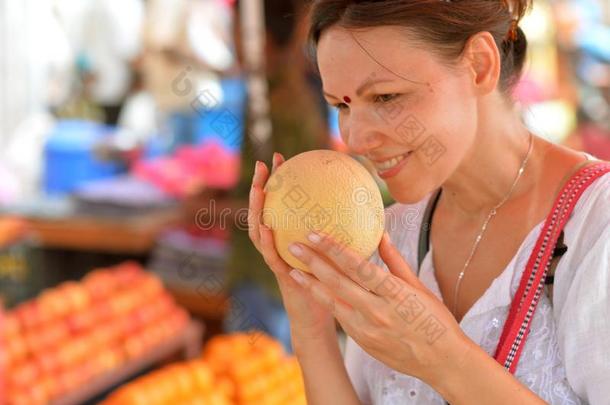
[76,0,145,126]
[224,0,329,351]
[0,0,75,202]
[141,0,235,151]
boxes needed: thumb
[379,232,425,290]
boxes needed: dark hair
[308,0,532,92]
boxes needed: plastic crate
[44,120,124,195]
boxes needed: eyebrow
[323,78,396,100]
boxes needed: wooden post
[239,0,272,160]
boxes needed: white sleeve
[554,225,610,405]
[344,337,372,405]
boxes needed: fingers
[287,243,380,311]
[289,268,354,317]
[378,232,426,290]
[248,153,284,249]
[248,161,269,249]
[302,232,390,295]
[272,152,285,173]
[259,223,291,274]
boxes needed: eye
[374,93,399,103]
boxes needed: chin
[386,182,433,205]
[381,160,443,205]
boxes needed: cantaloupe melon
[262,150,385,273]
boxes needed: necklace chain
[451,132,534,318]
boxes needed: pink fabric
[133,141,240,197]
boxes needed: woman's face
[317,26,479,203]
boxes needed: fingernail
[254,161,261,174]
[307,233,321,244]
[289,269,306,285]
[288,243,303,256]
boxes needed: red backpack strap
[494,161,610,374]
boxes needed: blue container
[142,133,172,159]
[44,120,124,195]
[194,77,247,152]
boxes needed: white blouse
[344,171,610,405]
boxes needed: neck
[441,101,537,219]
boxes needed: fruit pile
[102,359,230,405]
[102,333,307,405]
[203,333,306,405]
[1,262,189,405]
[0,217,27,247]
[1,304,7,404]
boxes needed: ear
[460,32,501,96]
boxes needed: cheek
[434,97,478,166]
[384,87,478,202]
[411,82,477,162]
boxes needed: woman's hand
[248,153,336,343]
[285,231,473,386]
[249,155,363,404]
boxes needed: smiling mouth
[371,152,411,172]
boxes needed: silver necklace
[451,132,534,318]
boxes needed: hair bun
[501,24,528,89]
[512,25,527,70]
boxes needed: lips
[372,153,408,171]
[372,152,412,179]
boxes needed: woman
[248,1,609,403]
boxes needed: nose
[341,108,384,155]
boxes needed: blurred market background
[0,0,608,404]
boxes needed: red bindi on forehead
[343,96,351,103]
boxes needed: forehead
[316,25,437,92]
